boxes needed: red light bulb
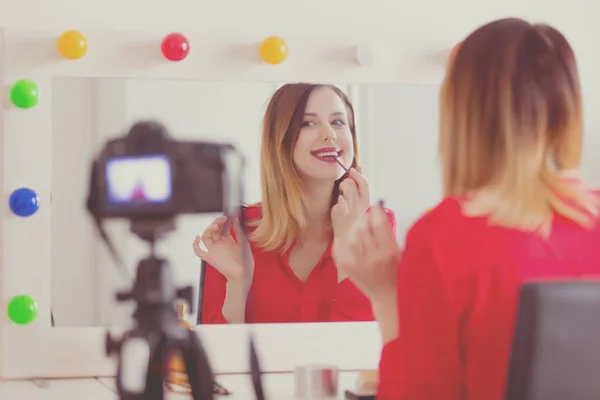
[161,33,190,62]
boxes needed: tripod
[105,218,215,400]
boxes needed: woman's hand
[333,204,401,301]
[192,216,254,283]
[331,168,371,232]
[331,168,371,281]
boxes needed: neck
[303,181,335,238]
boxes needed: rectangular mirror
[50,78,442,328]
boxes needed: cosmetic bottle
[165,301,193,390]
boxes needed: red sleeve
[200,262,228,324]
[377,217,463,400]
[329,208,397,322]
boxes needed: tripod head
[114,217,193,312]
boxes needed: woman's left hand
[334,204,402,301]
[331,168,370,282]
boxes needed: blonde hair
[440,18,599,234]
[248,83,359,251]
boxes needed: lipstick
[334,157,349,173]
[220,217,233,237]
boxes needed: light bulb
[355,42,385,66]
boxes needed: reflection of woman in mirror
[193,83,395,324]
[334,18,600,399]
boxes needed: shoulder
[423,196,465,220]
[404,196,470,246]
[401,197,478,295]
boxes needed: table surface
[0,371,362,399]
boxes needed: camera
[87,120,242,221]
[87,120,250,400]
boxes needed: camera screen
[105,154,172,205]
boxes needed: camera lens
[128,121,169,154]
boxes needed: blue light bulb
[9,187,40,217]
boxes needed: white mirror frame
[0,28,444,380]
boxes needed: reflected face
[292,87,354,183]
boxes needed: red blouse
[201,205,396,324]
[378,196,600,400]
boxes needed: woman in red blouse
[192,83,396,324]
[334,18,600,400]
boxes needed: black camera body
[88,120,238,220]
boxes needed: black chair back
[506,281,600,400]
[196,259,207,324]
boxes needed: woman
[193,83,396,324]
[334,18,600,400]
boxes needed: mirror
[50,78,442,327]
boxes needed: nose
[320,124,337,142]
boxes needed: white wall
[360,84,443,239]
[51,78,97,326]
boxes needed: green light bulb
[10,79,40,109]
[7,294,38,325]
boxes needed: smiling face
[254,83,359,250]
[292,87,355,183]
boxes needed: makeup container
[356,369,378,391]
[165,302,232,396]
[165,301,193,389]
[294,364,339,399]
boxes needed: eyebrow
[304,112,346,117]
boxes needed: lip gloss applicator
[219,217,233,237]
[334,157,349,173]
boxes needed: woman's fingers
[359,212,379,253]
[371,206,394,245]
[349,168,369,200]
[348,215,373,264]
[192,235,209,259]
[332,195,349,220]
[202,216,229,243]
[368,206,400,265]
[340,178,359,210]
[366,209,383,250]
[201,224,217,243]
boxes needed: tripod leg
[180,329,215,400]
[114,333,165,400]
